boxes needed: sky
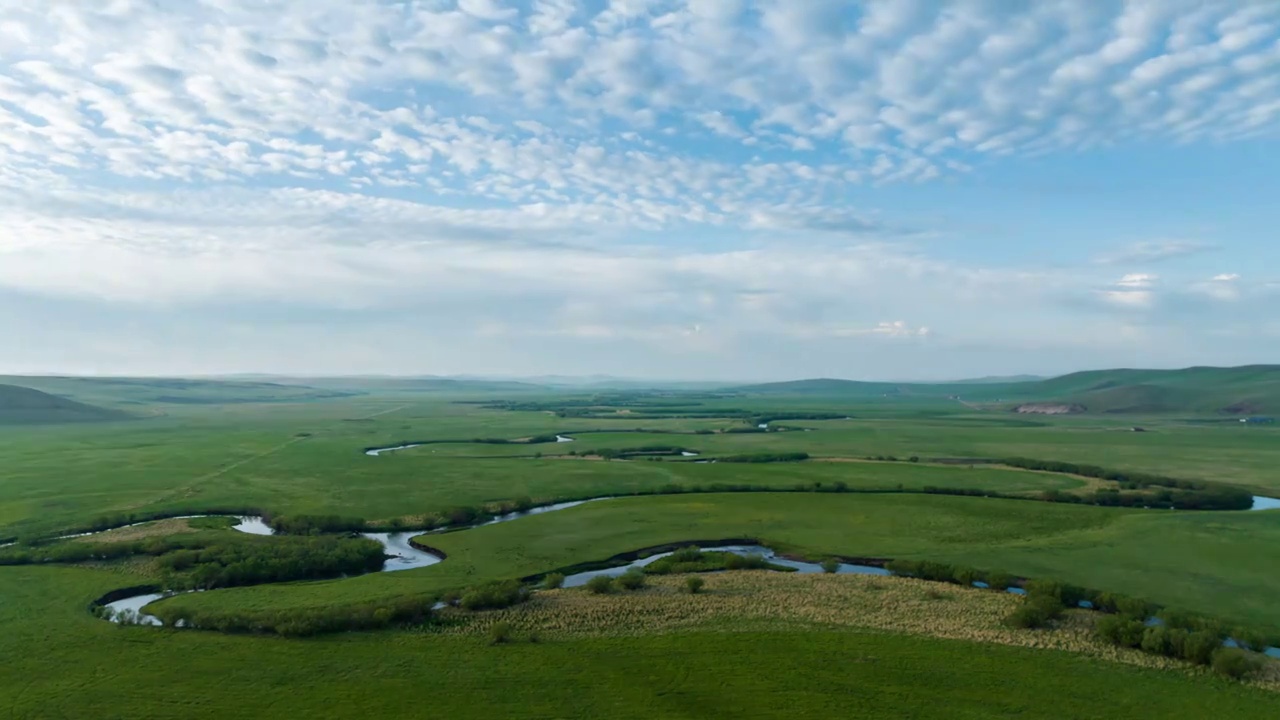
[1,0,1279,381]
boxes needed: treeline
[1000,457,1203,489]
[0,536,185,566]
[0,533,386,591]
[1095,611,1275,679]
[469,435,561,444]
[1001,457,1252,510]
[157,536,385,590]
[1016,582,1273,680]
[718,452,810,463]
[887,559,1273,681]
[267,514,367,534]
[577,445,696,460]
[152,594,440,637]
[150,578,531,637]
[1039,486,1252,510]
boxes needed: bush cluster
[617,569,646,590]
[267,514,366,535]
[1092,606,1272,680]
[155,595,439,637]
[585,576,614,594]
[158,535,386,590]
[1001,457,1252,510]
[718,452,810,464]
[1005,595,1065,629]
[459,580,530,611]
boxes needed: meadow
[1,383,1278,718]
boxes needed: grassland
[1,565,1277,720]
[147,492,1280,632]
[2,379,1279,718]
[1,393,1277,540]
[436,572,1278,685]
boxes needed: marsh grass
[432,572,1280,691]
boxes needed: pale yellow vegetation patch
[434,572,1280,691]
[76,518,198,544]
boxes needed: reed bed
[433,572,1280,690]
[75,518,199,544]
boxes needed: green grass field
[3,565,1277,719]
[2,380,1279,718]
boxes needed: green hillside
[988,366,1280,415]
[0,384,131,425]
[736,366,1280,416]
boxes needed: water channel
[64,491,1280,654]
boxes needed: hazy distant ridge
[732,365,1280,415]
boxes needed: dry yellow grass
[76,517,199,543]
[433,572,1280,690]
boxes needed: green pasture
[0,566,1271,719]
[147,492,1280,631]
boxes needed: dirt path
[194,404,408,484]
[142,404,409,507]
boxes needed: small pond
[1251,496,1280,511]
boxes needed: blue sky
[1,0,1278,380]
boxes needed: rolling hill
[0,376,362,407]
[993,365,1280,415]
[735,366,1280,415]
[0,384,131,425]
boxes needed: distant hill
[952,375,1046,385]
[272,376,548,394]
[733,366,1280,416]
[0,384,131,425]
[0,376,362,407]
[730,378,909,396]
[990,365,1280,415]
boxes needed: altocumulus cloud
[0,0,1278,378]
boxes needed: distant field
[1,394,1277,539]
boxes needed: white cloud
[0,2,1277,377]
[1096,240,1213,264]
[1194,273,1244,301]
[1116,273,1157,288]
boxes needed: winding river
[60,489,1280,650]
[560,544,891,588]
[100,515,444,624]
